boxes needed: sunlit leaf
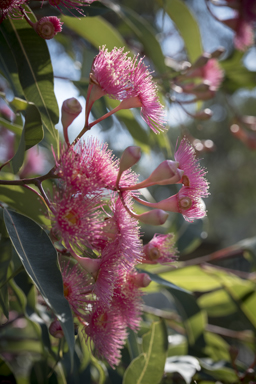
[123,319,168,384]
[158,0,203,62]
[62,15,129,51]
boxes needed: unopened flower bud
[61,98,82,144]
[132,273,151,288]
[119,146,141,174]
[116,146,141,187]
[148,160,184,186]
[62,98,82,128]
[137,209,168,225]
[72,254,101,274]
[35,16,63,40]
[49,319,64,339]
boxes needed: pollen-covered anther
[179,197,192,210]
[182,175,190,187]
[148,246,160,261]
[63,209,80,226]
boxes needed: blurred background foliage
[1,0,256,383]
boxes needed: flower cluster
[44,47,209,367]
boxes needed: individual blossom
[186,59,224,91]
[0,0,27,22]
[143,233,178,264]
[174,138,209,197]
[111,270,145,331]
[50,190,103,254]
[233,19,254,51]
[59,257,94,320]
[48,0,96,14]
[124,57,166,133]
[83,303,127,368]
[89,46,133,102]
[34,16,63,40]
[54,139,138,195]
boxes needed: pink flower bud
[193,108,213,121]
[137,209,168,225]
[132,273,151,288]
[49,319,64,339]
[146,160,183,185]
[61,98,82,128]
[189,53,211,70]
[210,47,225,59]
[72,254,101,275]
[116,146,141,186]
[119,146,141,173]
[35,16,63,40]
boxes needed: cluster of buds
[0,0,95,39]
[205,0,255,51]
[169,48,224,121]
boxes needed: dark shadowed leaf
[3,209,74,365]
[0,238,12,318]
[11,103,43,174]
[0,14,59,149]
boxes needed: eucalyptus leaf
[0,238,12,318]
[158,0,203,62]
[0,15,59,149]
[11,103,43,174]
[123,320,168,384]
[3,209,75,366]
[62,15,129,52]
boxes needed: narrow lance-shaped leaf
[144,271,206,351]
[123,319,168,384]
[0,238,12,318]
[158,0,203,62]
[11,103,43,174]
[0,13,59,150]
[3,209,75,366]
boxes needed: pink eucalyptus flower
[35,16,63,40]
[143,233,178,264]
[60,258,94,319]
[90,46,133,101]
[174,138,209,197]
[233,19,254,50]
[127,57,166,133]
[111,270,143,331]
[176,186,207,222]
[0,0,26,21]
[48,0,96,13]
[84,303,127,368]
[50,190,103,253]
[201,59,224,90]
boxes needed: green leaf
[11,103,43,174]
[177,218,204,254]
[127,329,141,361]
[112,5,166,73]
[0,26,23,98]
[0,173,51,227]
[145,272,206,351]
[62,15,129,51]
[198,289,237,317]
[3,209,75,366]
[123,320,168,384]
[0,117,22,135]
[0,15,59,149]
[0,238,12,318]
[158,0,203,62]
